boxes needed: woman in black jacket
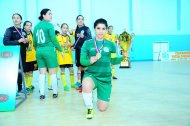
[71,15,92,91]
[3,13,30,94]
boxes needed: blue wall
[0,0,190,61]
[130,35,190,61]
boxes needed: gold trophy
[119,31,135,68]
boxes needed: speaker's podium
[0,46,27,111]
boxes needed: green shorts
[83,73,112,102]
[36,47,58,68]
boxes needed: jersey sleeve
[70,31,75,37]
[113,34,117,42]
[33,28,37,49]
[68,36,73,46]
[48,24,63,52]
[110,42,116,53]
[84,27,92,41]
[80,41,91,66]
[110,42,123,65]
[3,28,19,45]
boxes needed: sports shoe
[26,88,32,95]
[40,95,45,99]
[19,89,29,95]
[30,85,35,91]
[112,76,118,79]
[53,94,58,98]
[75,82,82,87]
[86,107,94,119]
[48,86,53,90]
[76,86,82,91]
[71,84,77,88]
[64,85,69,91]
[16,92,22,99]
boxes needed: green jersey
[80,39,122,83]
[33,20,63,52]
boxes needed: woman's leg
[60,67,69,91]
[97,99,109,112]
[48,68,58,97]
[69,67,75,88]
[82,77,95,119]
[76,66,82,86]
[39,68,47,99]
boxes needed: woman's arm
[83,28,92,41]
[3,28,19,45]
[49,24,63,52]
[80,41,91,66]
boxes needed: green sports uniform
[33,20,63,68]
[80,39,123,102]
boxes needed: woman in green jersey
[80,18,123,119]
[33,8,64,99]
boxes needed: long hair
[23,21,33,34]
[75,15,84,32]
[38,8,50,21]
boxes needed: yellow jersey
[104,33,117,42]
[56,34,73,65]
[26,33,36,62]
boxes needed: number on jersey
[36,29,45,43]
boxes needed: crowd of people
[3,8,123,119]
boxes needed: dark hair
[108,25,113,29]
[23,21,32,27]
[76,15,84,21]
[55,30,60,35]
[23,21,32,34]
[39,8,50,21]
[61,23,69,29]
[12,13,22,20]
[94,18,108,29]
[75,15,84,32]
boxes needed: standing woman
[23,21,37,94]
[56,23,75,91]
[80,18,123,119]
[3,13,30,95]
[71,15,92,91]
[33,8,64,99]
[104,25,118,79]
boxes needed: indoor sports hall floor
[0,61,190,126]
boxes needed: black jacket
[74,25,92,50]
[3,26,28,67]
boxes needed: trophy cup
[119,31,135,68]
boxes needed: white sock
[51,74,58,94]
[82,92,93,108]
[39,74,45,95]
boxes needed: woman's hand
[61,52,64,58]
[90,56,98,64]
[18,38,30,43]
[24,38,30,43]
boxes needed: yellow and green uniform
[80,39,123,102]
[24,33,37,90]
[26,33,36,62]
[104,33,117,43]
[104,33,117,77]
[56,34,73,65]
[56,34,75,90]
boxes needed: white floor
[0,61,190,126]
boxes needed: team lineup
[3,8,129,119]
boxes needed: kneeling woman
[80,18,123,119]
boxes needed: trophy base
[120,60,131,68]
